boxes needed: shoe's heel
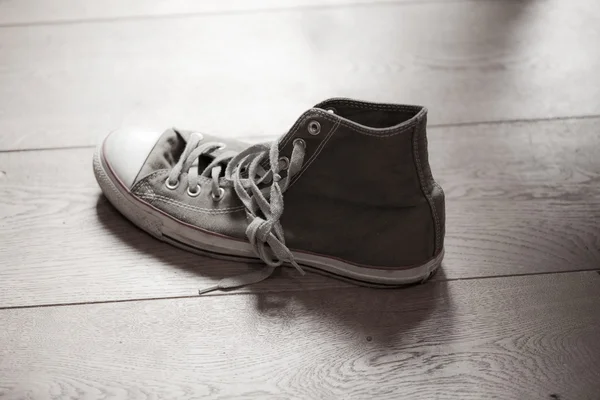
[293,247,444,288]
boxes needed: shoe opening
[316,100,423,129]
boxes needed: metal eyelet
[211,187,225,201]
[326,107,336,114]
[187,185,201,197]
[293,138,306,149]
[278,157,290,171]
[308,120,321,135]
[165,178,179,190]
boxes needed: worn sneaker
[93,98,445,293]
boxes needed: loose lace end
[198,266,277,296]
[198,285,221,295]
[290,259,306,276]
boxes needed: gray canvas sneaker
[93,98,445,293]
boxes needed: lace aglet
[198,285,220,295]
[290,260,306,276]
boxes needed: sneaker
[93,98,445,293]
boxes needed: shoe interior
[321,106,420,129]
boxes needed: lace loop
[167,132,233,197]
[225,139,307,274]
[167,134,308,294]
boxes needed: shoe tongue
[195,153,230,178]
[136,128,186,180]
[176,128,224,176]
[196,154,214,173]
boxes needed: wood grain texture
[430,118,600,202]
[1,272,600,399]
[2,0,600,150]
[2,2,599,398]
[1,118,599,307]
[432,118,600,278]
[0,161,341,307]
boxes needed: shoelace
[166,132,307,294]
[166,133,233,199]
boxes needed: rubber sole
[93,142,444,287]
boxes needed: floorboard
[2,272,600,399]
[2,1,599,397]
[1,118,598,307]
[1,0,600,150]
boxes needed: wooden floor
[1,0,599,398]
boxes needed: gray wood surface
[2,272,600,399]
[1,118,598,307]
[2,1,600,398]
[2,0,600,150]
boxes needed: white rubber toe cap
[102,129,164,189]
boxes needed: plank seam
[2,113,600,154]
[1,269,598,311]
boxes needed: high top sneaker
[93,98,445,293]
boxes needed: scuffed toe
[101,129,164,189]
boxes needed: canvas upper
[102,98,445,270]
